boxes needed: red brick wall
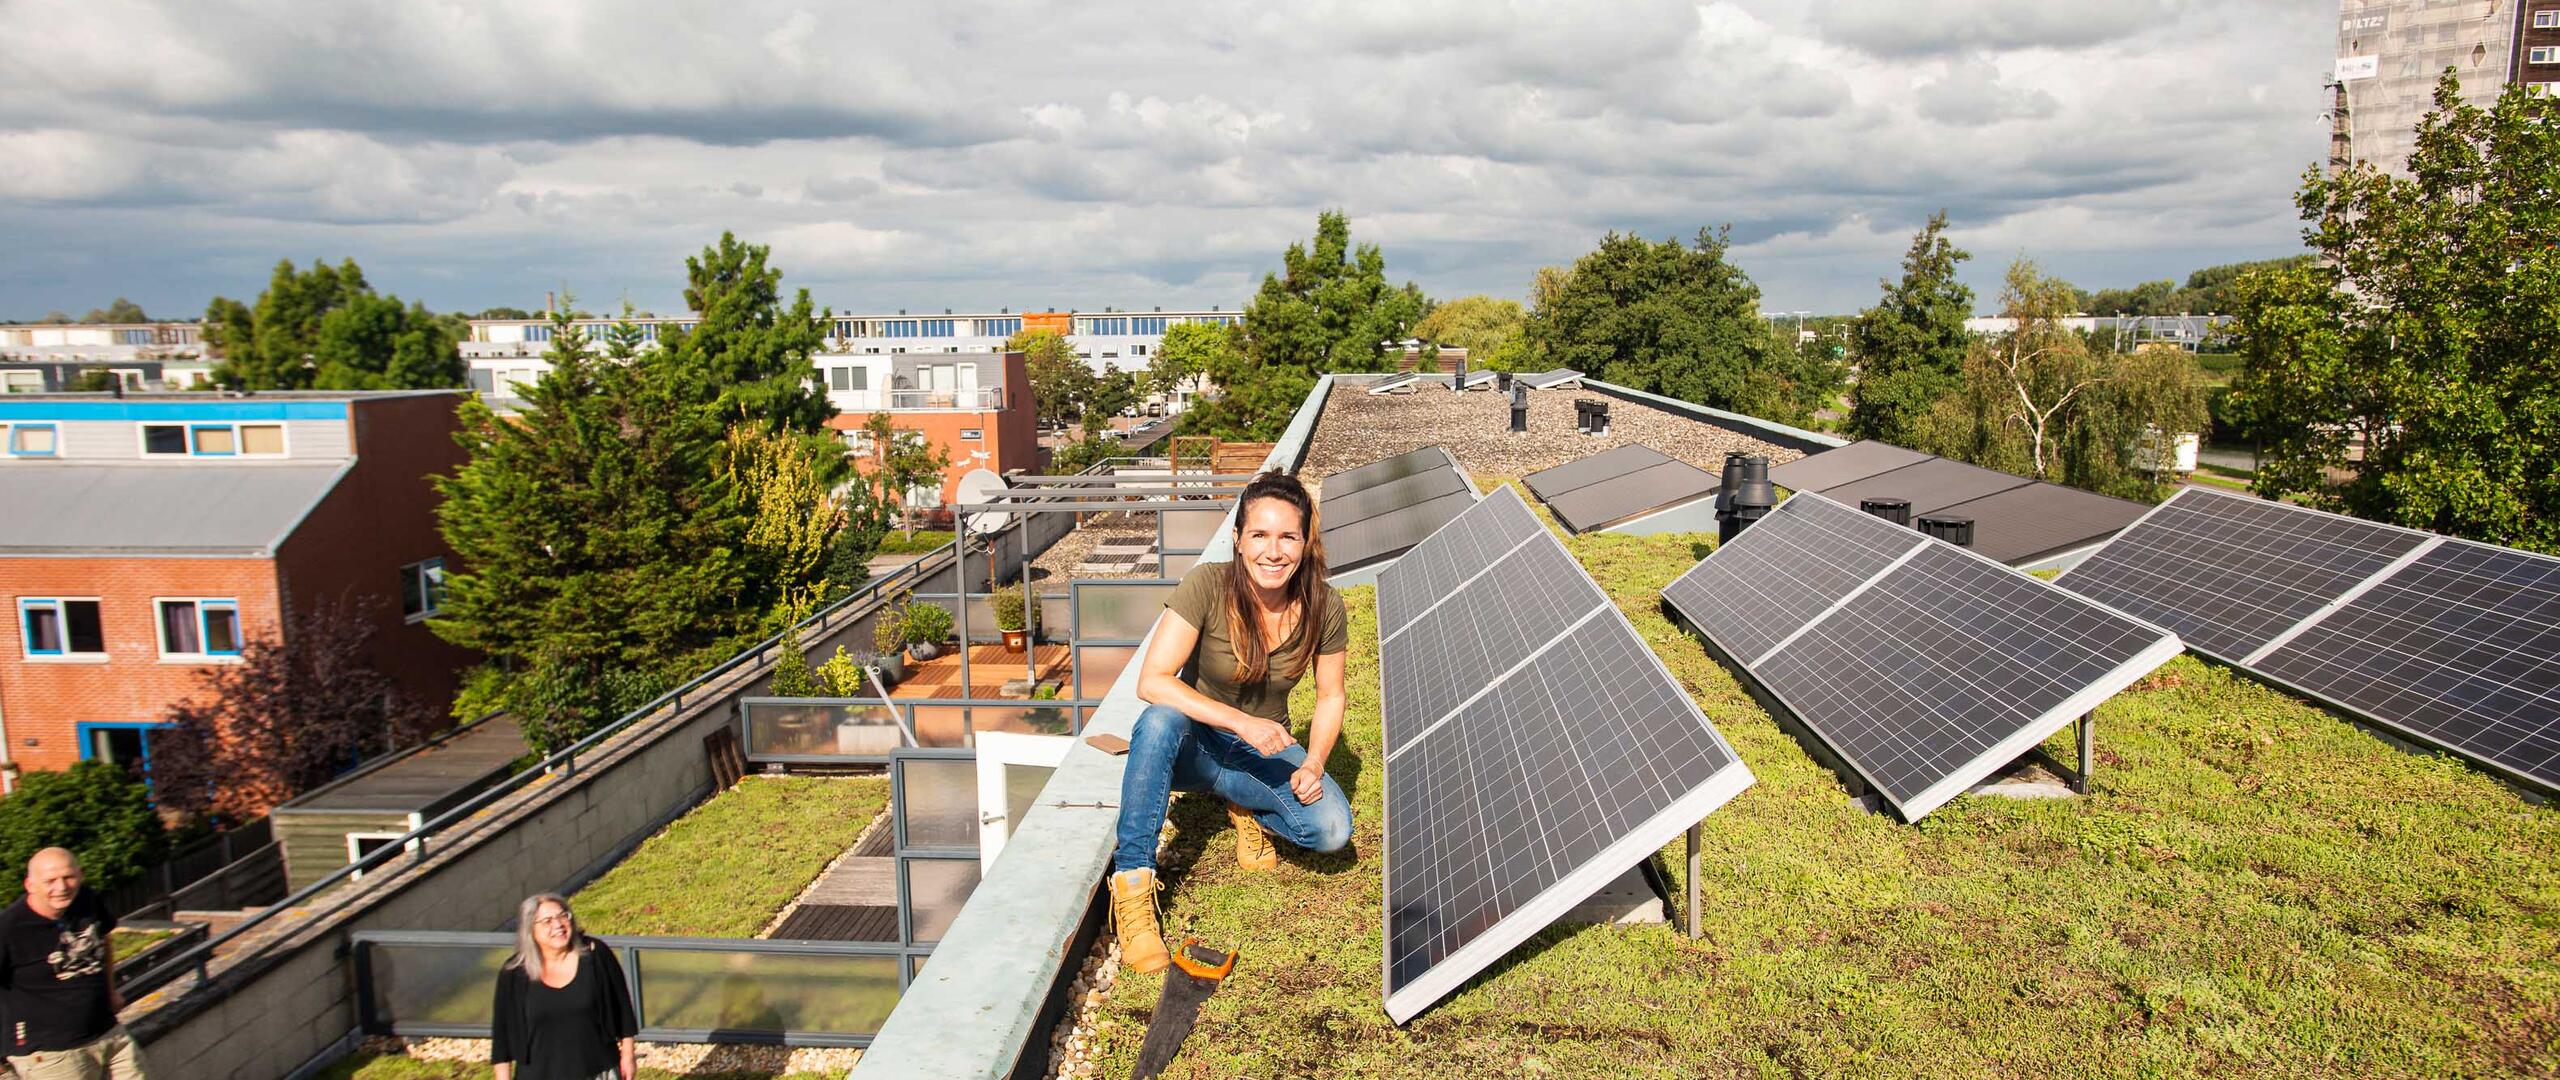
[834,352,1045,511]
[0,557,281,773]
[274,392,476,712]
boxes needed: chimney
[1587,399,1609,435]
[1917,515,1974,547]
[1495,370,1513,393]
[1573,399,1592,434]
[1859,497,1910,526]
[1508,383,1529,433]
[1717,455,1777,544]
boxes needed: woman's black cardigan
[489,936,639,1072]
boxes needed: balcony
[881,387,1002,412]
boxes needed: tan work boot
[1110,868,1169,974]
[1226,801,1278,872]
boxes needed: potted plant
[903,601,954,662]
[991,590,1035,653]
[816,646,871,698]
[872,611,907,684]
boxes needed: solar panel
[1322,446,1457,500]
[1322,491,1476,574]
[1766,440,1932,493]
[1662,492,2181,821]
[1926,482,2149,566]
[2053,488,2429,660]
[1378,487,1752,1024]
[2057,489,2560,795]
[1521,444,1719,534]
[1321,468,1470,530]
[1373,483,1543,637]
[1813,458,2034,520]
[1518,369,1585,389]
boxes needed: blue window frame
[156,598,242,658]
[77,722,174,785]
[187,423,237,456]
[6,422,58,457]
[1131,317,1168,335]
[19,598,105,657]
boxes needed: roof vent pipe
[1717,455,1777,545]
[1508,383,1529,433]
[1713,453,1747,516]
[1860,497,1910,526]
[1495,370,1513,393]
[1917,515,1974,547]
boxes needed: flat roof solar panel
[1660,493,1921,663]
[1373,483,1543,636]
[1542,460,1718,534]
[2241,539,2560,794]
[1662,492,2181,821]
[1321,445,1457,500]
[1376,485,1753,1023]
[1322,467,1470,530]
[1928,482,2150,566]
[2054,488,2430,660]
[1766,440,1932,494]
[1521,444,1672,501]
[1812,457,2035,520]
[1322,489,1476,573]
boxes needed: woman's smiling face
[1235,495,1308,593]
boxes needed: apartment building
[820,351,1040,513]
[0,391,474,784]
[0,322,215,392]
[461,307,1241,378]
[2333,0,2548,175]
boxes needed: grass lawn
[1087,504,2560,1077]
[574,776,889,938]
[875,530,957,556]
[110,927,174,963]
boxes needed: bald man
[0,848,148,1078]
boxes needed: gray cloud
[0,0,2329,319]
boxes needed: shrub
[872,609,904,654]
[990,590,1035,633]
[0,762,168,900]
[902,602,954,646]
[815,646,870,698]
[768,621,822,698]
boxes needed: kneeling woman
[1111,472,1352,973]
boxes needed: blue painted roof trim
[0,400,349,422]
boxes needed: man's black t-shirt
[0,889,117,1054]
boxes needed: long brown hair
[1223,471,1328,684]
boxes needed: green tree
[1849,211,1975,445]
[1186,212,1424,439]
[1087,365,1141,423]
[666,233,834,436]
[1008,328,1095,426]
[0,763,167,899]
[1147,321,1236,398]
[2062,345,2209,500]
[475,306,537,320]
[205,258,462,390]
[863,412,950,539]
[1523,226,1820,421]
[2231,75,2560,551]
[79,298,148,324]
[1963,260,2105,481]
[1412,295,1526,370]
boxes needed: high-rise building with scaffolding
[2332,1,2560,175]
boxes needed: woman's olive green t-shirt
[1163,562,1349,722]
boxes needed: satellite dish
[957,468,1010,534]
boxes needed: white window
[7,423,58,457]
[1,371,42,393]
[2537,10,2559,29]
[141,424,187,455]
[138,422,284,457]
[827,367,869,392]
[843,428,876,455]
[2534,45,2560,63]
[19,598,105,659]
[959,429,983,441]
[156,598,242,659]
[399,558,447,621]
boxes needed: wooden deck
[890,644,1068,699]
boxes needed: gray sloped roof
[0,463,351,555]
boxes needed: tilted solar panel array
[1318,447,1479,573]
[1519,444,1721,535]
[2055,487,2560,795]
[1375,486,1753,1023]
[1662,492,2183,822]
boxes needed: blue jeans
[1113,704,1353,873]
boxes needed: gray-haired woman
[490,894,637,1080]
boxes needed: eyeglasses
[533,913,574,927]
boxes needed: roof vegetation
[1090,495,2560,1078]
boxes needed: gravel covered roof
[1300,381,1807,487]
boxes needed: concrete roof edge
[852,375,1337,1078]
[1578,377,1847,452]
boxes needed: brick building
[821,351,1042,513]
[0,391,475,787]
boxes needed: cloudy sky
[0,0,2334,322]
